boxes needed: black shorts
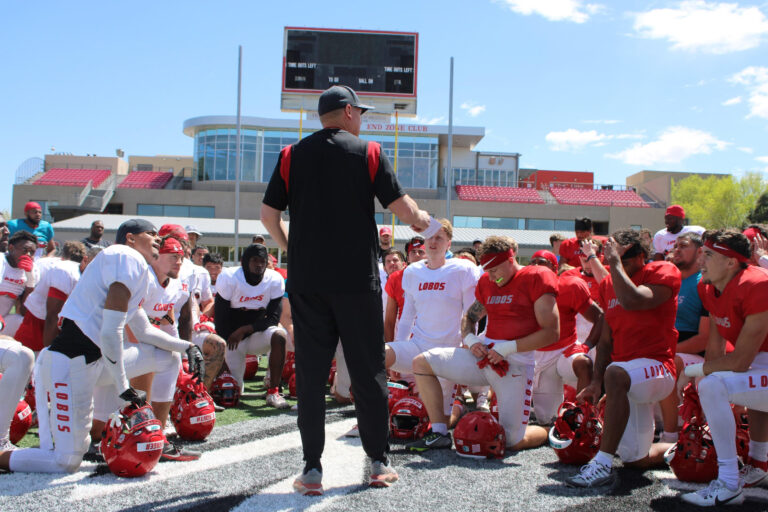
[49,318,102,364]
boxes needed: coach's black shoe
[82,440,104,463]
[160,441,201,462]
[406,431,452,452]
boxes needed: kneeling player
[217,244,288,408]
[680,230,768,506]
[0,333,34,450]
[567,230,680,487]
[407,236,559,452]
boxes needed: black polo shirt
[263,128,404,294]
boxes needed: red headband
[159,223,189,242]
[480,249,515,270]
[532,250,558,269]
[24,201,42,213]
[703,239,749,263]
[159,237,184,255]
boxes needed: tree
[671,172,768,229]
[749,192,768,224]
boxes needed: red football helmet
[172,373,216,441]
[387,381,410,412]
[563,384,577,404]
[282,352,295,382]
[100,404,166,478]
[244,355,260,381]
[548,401,603,465]
[211,372,240,408]
[288,372,297,398]
[664,383,717,482]
[390,397,430,440]
[454,411,506,459]
[10,400,33,444]
[734,408,750,463]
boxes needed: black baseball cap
[116,219,157,244]
[318,85,375,116]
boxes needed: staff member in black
[261,85,431,495]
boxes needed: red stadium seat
[118,171,173,189]
[455,185,545,204]
[549,187,649,208]
[33,169,111,187]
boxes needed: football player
[680,230,768,506]
[384,236,426,343]
[567,230,680,487]
[528,250,603,425]
[406,236,559,452]
[0,332,34,450]
[1,219,201,473]
[216,243,289,408]
[0,231,37,337]
[386,220,480,423]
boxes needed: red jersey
[698,265,768,353]
[559,236,607,268]
[599,261,681,374]
[385,268,405,318]
[540,273,592,351]
[561,267,603,302]
[476,265,558,341]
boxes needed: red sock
[749,457,768,471]
[268,387,279,395]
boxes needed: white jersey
[24,259,81,320]
[0,254,36,299]
[398,258,480,347]
[653,225,705,256]
[216,267,284,310]
[60,244,152,345]
[142,268,188,337]
[380,267,388,315]
[35,256,61,284]
[179,259,213,303]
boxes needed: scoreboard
[281,27,418,115]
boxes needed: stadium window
[136,164,153,171]
[527,218,555,230]
[137,204,163,216]
[554,220,572,231]
[189,206,215,218]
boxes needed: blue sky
[2,0,768,212]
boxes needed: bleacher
[118,171,173,189]
[549,186,650,208]
[455,185,545,204]
[34,168,111,187]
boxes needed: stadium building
[10,27,675,263]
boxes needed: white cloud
[583,119,621,124]
[632,1,768,54]
[460,102,486,117]
[757,156,768,163]
[729,66,768,119]
[607,126,729,165]
[412,115,445,125]
[495,0,603,23]
[722,96,742,106]
[546,128,644,151]
[738,147,754,154]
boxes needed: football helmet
[548,401,603,465]
[664,382,718,482]
[734,408,750,463]
[387,381,410,412]
[100,404,165,477]
[282,351,295,382]
[211,372,240,408]
[389,397,430,440]
[10,400,33,444]
[454,411,506,459]
[243,355,260,381]
[172,373,216,441]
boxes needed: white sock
[432,423,448,435]
[749,440,768,464]
[660,431,679,443]
[593,450,613,469]
[718,458,740,489]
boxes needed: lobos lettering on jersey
[4,277,24,285]
[152,303,173,312]
[486,295,513,305]
[418,282,446,291]
[239,295,265,302]
[607,298,620,309]
[713,315,731,328]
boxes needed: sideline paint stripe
[65,417,358,502]
[232,421,367,512]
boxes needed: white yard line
[233,421,367,512]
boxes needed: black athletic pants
[289,291,389,467]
